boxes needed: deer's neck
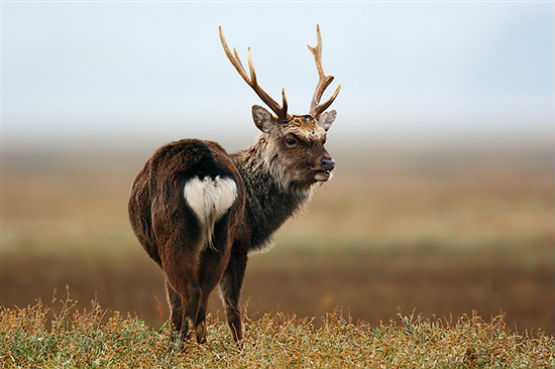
[231,135,311,251]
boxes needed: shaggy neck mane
[231,135,312,250]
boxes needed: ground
[1,145,553,367]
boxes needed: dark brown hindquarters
[128,139,245,344]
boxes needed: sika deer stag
[128,25,340,345]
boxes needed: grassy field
[1,145,554,366]
[1,298,554,369]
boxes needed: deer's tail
[183,160,238,250]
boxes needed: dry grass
[1,147,553,365]
[1,297,554,369]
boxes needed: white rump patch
[184,176,237,249]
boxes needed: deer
[127,25,340,346]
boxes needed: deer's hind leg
[194,216,234,344]
[153,196,203,345]
[219,249,248,343]
[165,280,183,334]
[160,244,202,344]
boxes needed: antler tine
[233,48,247,75]
[247,47,257,83]
[307,25,341,118]
[219,26,289,120]
[281,87,288,116]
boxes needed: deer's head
[220,25,341,190]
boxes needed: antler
[307,25,341,118]
[219,26,289,121]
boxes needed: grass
[2,222,552,334]
[1,297,554,369]
[1,146,554,366]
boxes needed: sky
[2,1,554,151]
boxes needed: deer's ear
[252,105,275,132]
[318,110,337,131]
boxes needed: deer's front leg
[219,251,247,343]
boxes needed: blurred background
[2,3,553,333]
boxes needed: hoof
[195,321,207,344]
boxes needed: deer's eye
[285,137,298,147]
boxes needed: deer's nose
[321,158,335,171]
